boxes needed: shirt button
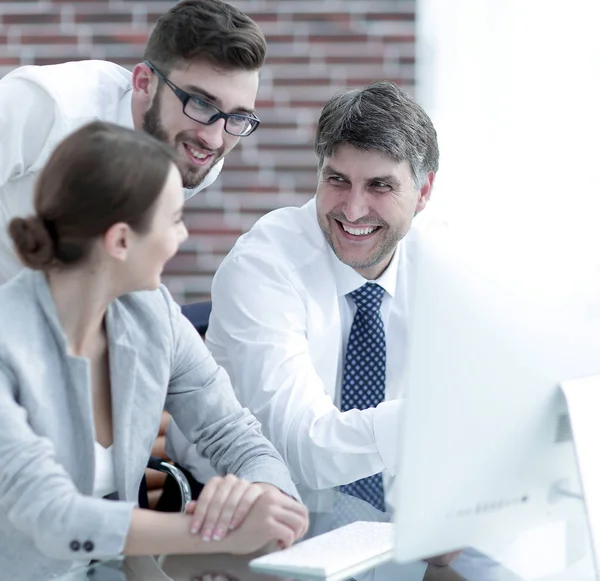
[70,540,81,552]
[83,540,95,552]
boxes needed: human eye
[188,96,216,114]
[371,180,391,192]
[227,114,250,131]
[328,175,347,185]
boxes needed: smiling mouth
[183,143,214,166]
[335,219,381,238]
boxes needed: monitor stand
[560,375,600,581]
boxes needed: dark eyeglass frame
[144,60,260,137]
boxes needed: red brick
[273,77,333,87]
[291,13,352,23]
[266,55,312,65]
[2,13,61,25]
[75,13,133,24]
[382,35,416,43]
[324,55,389,64]
[92,33,150,45]
[308,34,371,43]
[365,12,416,22]
[20,35,79,45]
[32,56,87,66]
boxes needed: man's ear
[103,223,131,262]
[132,62,155,104]
[415,171,435,215]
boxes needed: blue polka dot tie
[339,282,386,511]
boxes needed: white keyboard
[249,521,394,579]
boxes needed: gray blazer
[0,270,299,580]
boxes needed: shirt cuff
[373,399,404,475]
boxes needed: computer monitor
[392,228,600,565]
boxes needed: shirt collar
[119,88,134,129]
[327,236,402,299]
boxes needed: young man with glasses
[0,0,262,283]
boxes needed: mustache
[328,212,387,227]
[176,135,221,156]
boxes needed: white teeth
[187,145,209,160]
[342,224,377,236]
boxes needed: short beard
[317,211,402,271]
[142,91,215,190]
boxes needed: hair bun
[8,216,56,270]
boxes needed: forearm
[124,508,230,556]
[284,401,403,489]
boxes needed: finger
[267,520,297,549]
[199,475,237,541]
[185,500,197,515]
[272,507,308,541]
[190,477,221,535]
[272,493,310,518]
[426,550,462,567]
[262,493,309,537]
[211,479,254,540]
[229,484,265,530]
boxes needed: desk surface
[55,490,596,581]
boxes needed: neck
[131,94,143,131]
[47,267,116,356]
[355,252,394,281]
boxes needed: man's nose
[196,118,225,151]
[342,188,371,223]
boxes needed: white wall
[415,0,600,300]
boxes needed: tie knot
[350,283,385,312]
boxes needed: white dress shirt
[176,197,420,505]
[0,60,223,284]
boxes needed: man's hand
[425,550,462,567]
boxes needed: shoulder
[220,198,328,277]
[0,272,48,355]
[111,285,181,347]
[3,60,132,103]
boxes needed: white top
[93,442,117,499]
[0,60,223,284]
[169,198,421,506]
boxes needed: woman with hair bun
[0,121,307,580]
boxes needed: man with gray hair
[172,81,440,516]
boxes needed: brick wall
[0,0,416,303]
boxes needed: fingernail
[190,522,199,534]
[212,528,224,541]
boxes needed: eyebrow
[183,83,256,115]
[322,166,402,188]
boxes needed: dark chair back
[181,301,212,336]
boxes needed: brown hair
[315,81,439,187]
[9,121,178,271]
[144,0,266,74]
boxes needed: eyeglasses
[144,61,260,137]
